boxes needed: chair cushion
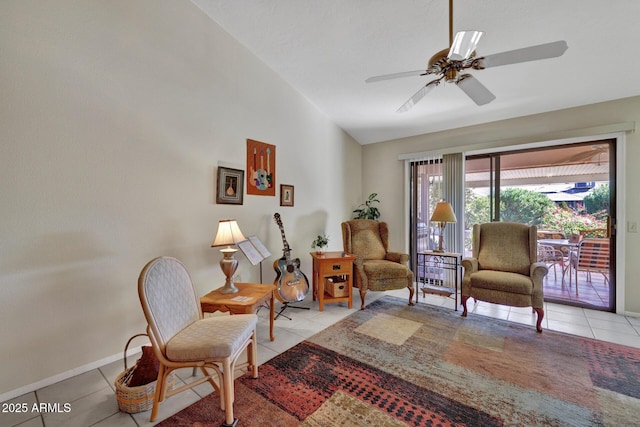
[363,259,409,280]
[477,223,531,275]
[469,270,533,295]
[351,228,386,260]
[166,314,257,361]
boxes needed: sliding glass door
[464,141,615,310]
[410,140,616,311]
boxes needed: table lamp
[211,219,247,294]
[430,201,457,253]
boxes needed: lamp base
[219,281,239,294]
[219,248,239,294]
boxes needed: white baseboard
[0,341,150,403]
[624,309,640,318]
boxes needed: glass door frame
[408,132,628,314]
[465,141,616,311]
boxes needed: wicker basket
[114,333,174,414]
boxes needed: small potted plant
[311,234,329,254]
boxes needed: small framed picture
[280,184,294,207]
[216,167,244,205]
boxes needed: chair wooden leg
[200,366,219,393]
[533,307,544,333]
[221,358,236,427]
[407,284,415,306]
[149,364,167,422]
[249,331,258,379]
[461,295,469,317]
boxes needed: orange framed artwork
[246,139,276,196]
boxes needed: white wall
[0,0,362,397]
[362,96,640,315]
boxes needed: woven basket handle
[123,333,149,370]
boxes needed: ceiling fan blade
[396,79,440,113]
[448,31,484,61]
[559,146,608,164]
[456,74,496,106]
[365,70,427,83]
[481,40,568,68]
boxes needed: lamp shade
[430,201,457,224]
[211,219,246,247]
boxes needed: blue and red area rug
[159,296,640,426]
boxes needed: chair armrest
[386,251,409,265]
[461,257,477,273]
[530,262,548,280]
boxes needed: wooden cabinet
[310,251,355,311]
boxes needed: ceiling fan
[366,0,568,112]
[558,145,609,165]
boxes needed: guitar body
[273,213,310,303]
[273,257,309,303]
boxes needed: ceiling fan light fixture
[445,68,458,82]
[448,30,484,61]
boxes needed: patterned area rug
[159,296,640,426]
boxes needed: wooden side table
[200,282,275,341]
[310,251,355,311]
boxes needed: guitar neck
[279,228,292,263]
[274,213,293,264]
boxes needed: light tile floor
[3,290,640,427]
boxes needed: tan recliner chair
[342,219,415,309]
[461,222,548,332]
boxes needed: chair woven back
[138,257,201,351]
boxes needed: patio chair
[537,244,567,282]
[569,238,610,294]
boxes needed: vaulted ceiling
[192,0,640,144]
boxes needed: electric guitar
[273,213,310,303]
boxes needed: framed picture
[216,167,244,205]
[246,139,276,196]
[280,184,294,207]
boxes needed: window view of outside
[464,143,611,253]
[465,184,610,253]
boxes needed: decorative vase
[316,247,325,255]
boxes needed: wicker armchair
[138,257,258,425]
[342,219,415,309]
[462,222,548,332]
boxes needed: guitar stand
[275,302,310,320]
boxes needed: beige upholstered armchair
[342,219,415,309]
[138,256,258,425]
[461,222,548,332]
